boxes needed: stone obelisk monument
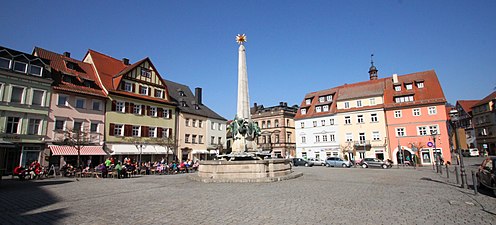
[231,34,259,154]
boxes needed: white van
[468,148,479,157]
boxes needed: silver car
[325,157,352,168]
[308,158,326,166]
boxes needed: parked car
[308,158,326,166]
[291,158,313,167]
[476,156,496,196]
[469,148,480,157]
[325,157,352,168]
[359,158,391,169]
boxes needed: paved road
[0,165,495,225]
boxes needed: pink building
[384,70,451,165]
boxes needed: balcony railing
[353,140,371,147]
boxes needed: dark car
[476,156,496,196]
[325,157,352,168]
[359,158,391,169]
[291,158,313,167]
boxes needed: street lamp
[134,141,147,166]
[450,109,468,189]
[430,130,438,173]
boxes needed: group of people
[102,157,200,179]
[13,160,44,180]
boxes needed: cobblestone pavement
[1,166,495,225]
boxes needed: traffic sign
[427,142,434,147]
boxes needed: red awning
[49,145,107,156]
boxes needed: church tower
[369,54,378,80]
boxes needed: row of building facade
[0,45,226,175]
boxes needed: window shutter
[168,128,172,138]
[142,126,149,137]
[139,85,143,94]
[158,108,163,117]
[141,105,146,115]
[154,89,158,97]
[147,106,151,116]
[124,124,133,137]
[132,83,136,92]
[109,123,115,136]
[148,87,152,96]
[120,82,125,90]
[168,109,172,118]
[125,102,130,113]
[157,127,163,138]
[111,100,116,111]
[129,103,134,113]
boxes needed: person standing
[115,162,122,179]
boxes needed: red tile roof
[472,91,496,108]
[337,78,385,101]
[294,87,339,119]
[34,47,107,98]
[383,70,446,108]
[456,100,479,114]
[86,49,173,104]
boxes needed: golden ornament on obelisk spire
[236,34,247,45]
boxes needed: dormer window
[357,100,362,107]
[344,102,350,109]
[405,83,413,90]
[179,91,186,97]
[416,82,424,88]
[394,85,401,91]
[326,95,333,101]
[83,80,92,87]
[394,95,414,103]
[62,75,73,83]
[0,57,11,69]
[124,82,133,92]
[141,68,151,78]
[13,61,27,73]
[140,86,149,95]
[195,105,200,110]
[305,98,311,105]
[155,89,163,98]
[301,108,307,115]
[316,106,322,112]
[323,105,329,112]
[28,64,43,76]
[181,101,187,107]
[319,97,325,103]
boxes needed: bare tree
[62,129,92,169]
[156,134,178,163]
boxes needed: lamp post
[431,130,439,173]
[134,141,147,166]
[450,110,467,189]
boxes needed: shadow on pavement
[0,179,71,224]
[420,177,460,188]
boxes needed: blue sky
[1,1,495,119]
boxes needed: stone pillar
[236,44,250,120]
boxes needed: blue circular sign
[427,142,433,147]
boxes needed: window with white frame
[357,115,364,124]
[417,82,424,88]
[198,120,203,128]
[357,100,362,107]
[133,104,142,114]
[369,98,376,105]
[5,117,20,134]
[0,83,4,100]
[323,105,329,112]
[90,122,98,132]
[124,82,133,92]
[428,106,437,115]
[73,121,83,131]
[150,106,157,117]
[417,126,427,136]
[326,95,333,101]
[345,116,351,125]
[192,119,197,127]
[329,118,334,125]
[396,127,406,137]
[321,120,326,126]
[29,64,43,76]
[305,99,311,105]
[218,124,223,131]
[0,57,11,69]
[394,95,414,103]
[301,108,307,115]
[261,121,266,128]
[55,119,65,130]
[155,89,163,98]
[371,113,378,122]
[394,110,402,118]
[75,98,85,109]
[114,124,123,136]
[163,108,170,118]
[345,133,353,142]
[210,136,215,144]
[27,119,41,135]
[141,68,151,78]
[13,61,27,73]
[300,122,305,128]
[315,135,320,142]
[405,83,413,90]
[10,86,25,103]
[58,94,68,106]
[322,135,328,142]
[31,89,44,106]
[132,126,140,137]
[344,102,350,109]
[315,106,321,112]
[116,101,125,112]
[330,134,335,142]
[149,127,156,138]
[429,125,439,135]
[186,119,190,127]
[394,85,401,91]
[218,137,222,145]
[92,100,102,111]
[140,86,149,95]
[301,136,306,143]
[372,131,380,141]
[313,121,317,127]
[413,108,421,116]
[275,120,279,127]
[319,96,325,102]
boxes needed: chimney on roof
[122,58,130,65]
[280,102,284,106]
[392,74,399,83]
[195,87,202,105]
[63,52,71,58]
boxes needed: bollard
[472,171,478,195]
[439,164,442,175]
[446,164,449,179]
[455,166,460,185]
